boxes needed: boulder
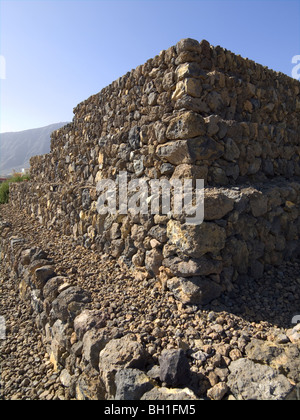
[207,382,229,400]
[114,368,154,400]
[159,348,191,387]
[171,163,208,184]
[51,286,92,322]
[43,276,66,302]
[166,111,206,140]
[167,276,222,305]
[245,338,300,383]
[34,265,56,289]
[82,328,109,369]
[204,189,235,220]
[74,309,106,341]
[156,140,193,165]
[227,358,295,400]
[287,323,300,344]
[145,248,163,276]
[98,335,150,398]
[162,256,222,277]
[167,220,226,258]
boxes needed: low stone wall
[0,221,204,400]
[10,178,300,304]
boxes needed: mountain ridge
[0,122,69,176]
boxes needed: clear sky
[0,0,299,133]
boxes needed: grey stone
[128,126,140,150]
[76,365,105,400]
[176,38,201,54]
[249,192,268,217]
[162,256,222,277]
[204,189,235,221]
[245,338,300,383]
[60,368,73,387]
[114,368,154,400]
[82,328,109,369]
[20,248,37,266]
[224,138,240,162]
[51,286,91,322]
[43,276,66,302]
[207,382,229,400]
[190,136,224,161]
[167,276,222,305]
[167,220,226,258]
[145,249,163,276]
[160,163,174,175]
[166,111,206,140]
[82,189,91,210]
[74,309,106,341]
[159,349,190,387]
[99,335,150,398]
[157,140,193,165]
[227,358,295,400]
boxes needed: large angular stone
[249,191,268,217]
[162,256,222,277]
[227,358,295,400]
[99,335,150,398]
[156,140,193,165]
[76,365,106,400]
[159,349,191,387]
[167,276,222,305]
[51,286,92,322]
[157,136,223,165]
[190,136,224,161]
[245,338,300,383]
[167,220,226,258]
[114,368,154,400]
[43,276,66,302]
[34,265,56,289]
[175,62,206,81]
[171,163,208,183]
[172,78,203,101]
[82,328,109,369]
[166,111,206,140]
[176,38,201,54]
[145,248,163,276]
[287,323,300,344]
[74,309,106,341]
[204,189,235,220]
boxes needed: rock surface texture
[1,38,300,400]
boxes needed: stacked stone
[10,38,300,305]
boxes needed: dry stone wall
[10,38,300,305]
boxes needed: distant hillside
[0,122,69,176]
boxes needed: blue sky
[0,0,299,132]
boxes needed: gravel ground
[1,203,300,400]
